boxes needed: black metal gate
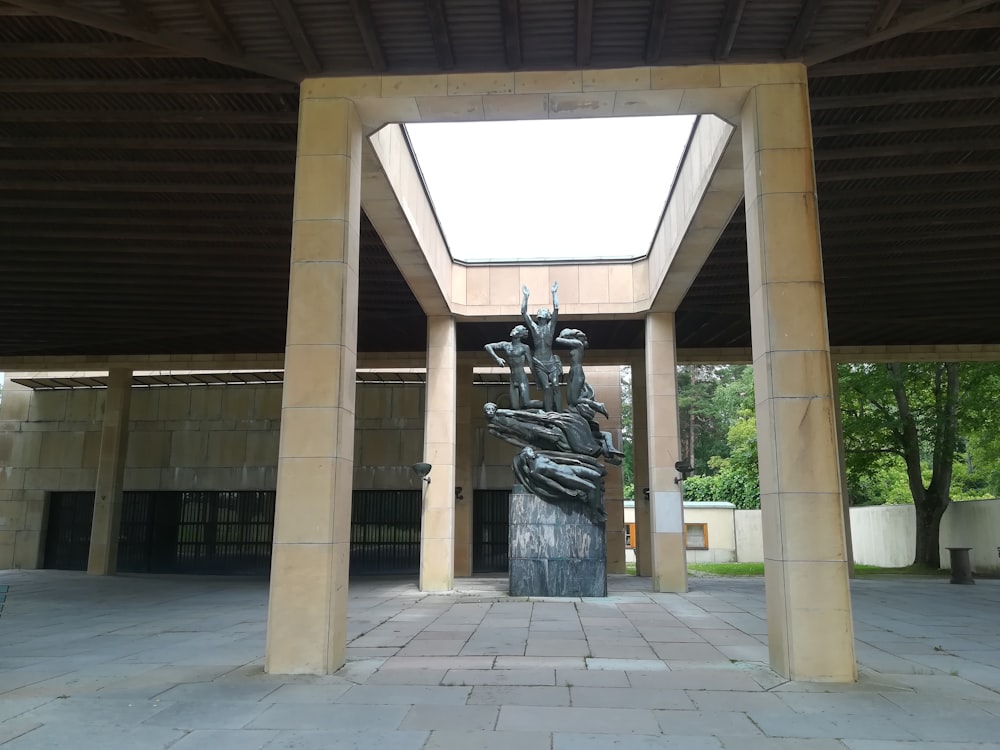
[350,490,421,575]
[44,490,275,575]
[44,491,95,570]
[473,489,510,573]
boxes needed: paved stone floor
[1,569,999,749]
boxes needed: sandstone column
[645,313,686,592]
[265,94,362,674]
[742,66,856,681]
[631,357,652,577]
[87,368,132,575]
[453,356,475,577]
[420,315,457,591]
[831,368,855,578]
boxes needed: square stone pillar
[591,367,626,574]
[742,68,856,682]
[831,369,855,578]
[630,357,652,577]
[266,94,362,675]
[645,313,686,593]
[87,368,132,575]
[420,315,457,591]
[454,357,475,577]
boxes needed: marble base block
[508,485,607,597]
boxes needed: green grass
[686,562,948,577]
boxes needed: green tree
[838,362,1000,568]
[620,366,634,500]
[677,365,753,474]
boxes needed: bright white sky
[405,115,697,263]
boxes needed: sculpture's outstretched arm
[484,341,508,367]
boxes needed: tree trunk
[913,496,948,568]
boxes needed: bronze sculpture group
[484,283,622,522]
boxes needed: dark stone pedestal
[508,484,606,597]
[947,546,975,584]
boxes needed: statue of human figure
[484,324,542,411]
[513,446,607,519]
[555,328,608,420]
[521,282,562,412]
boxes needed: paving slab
[1,571,999,748]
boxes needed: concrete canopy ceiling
[2,0,1000,360]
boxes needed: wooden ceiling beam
[715,0,747,60]
[815,137,1000,160]
[811,50,1000,76]
[500,0,522,69]
[866,0,902,34]
[424,0,455,69]
[784,0,824,58]
[819,179,1000,200]
[0,214,289,228]
[0,78,297,93]
[0,227,290,242]
[0,42,184,57]
[813,113,1000,137]
[812,84,1000,109]
[119,0,157,32]
[821,197,1000,217]
[2,0,303,81]
[645,0,671,63]
[575,0,593,67]
[0,159,294,174]
[0,197,292,211]
[349,0,387,71]
[926,11,1000,30]
[822,215,1000,231]
[0,109,298,123]
[0,136,295,151]
[804,0,998,66]
[269,0,321,74]
[0,180,294,194]
[194,0,243,54]
[817,161,1000,182]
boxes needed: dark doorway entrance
[43,491,95,570]
[473,489,510,573]
[350,490,422,575]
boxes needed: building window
[685,523,708,550]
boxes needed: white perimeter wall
[715,500,1000,574]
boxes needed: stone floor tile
[377,656,496,670]
[142,700,271,730]
[554,733,722,749]
[747,711,919,741]
[1,722,184,750]
[442,669,555,686]
[525,639,591,656]
[167,729,279,749]
[336,684,471,704]
[842,743,1000,750]
[888,715,1000,743]
[467,685,571,706]
[718,737,849,749]
[586,657,667,671]
[399,704,499,730]
[776,692,907,715]
[265,729,430,749]
[19,696,170,726]
[366,668,447,685]
[154,679,280,703]
[246,702,409,731]
[0,720,42,746]
[497,705,662,734]
[494,656,585,669]
[396,640,467,656]
[424,729,553,750]
[556,669,630,687]
[656,708,763,736]
[651,642,731,661]
[265,682,352,702]
[627,668,763,691]
[636,627,708,643]
[571,686,694,710]
[687,689,794,713]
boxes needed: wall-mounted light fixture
[411,462,432,484]
[455,486,464,502]
[642,487,650,502]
